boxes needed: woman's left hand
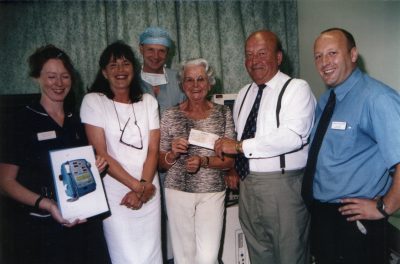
[140,182,156,203]
[95,155,108,174]
[185,155,201,173]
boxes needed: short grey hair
[178,58,216,86]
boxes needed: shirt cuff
[242,138,256,158]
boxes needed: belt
[249,168,304,177]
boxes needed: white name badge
[331,121,347,130]
[188,129,220,150]
[37,130,57,141]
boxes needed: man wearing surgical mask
[138,26,185,263]
[139,27,185,114]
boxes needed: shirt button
[249,153,253,156]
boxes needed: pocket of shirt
[329,123,357,157]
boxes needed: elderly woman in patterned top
[159,58,235,264]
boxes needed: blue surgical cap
[139,27,172,48]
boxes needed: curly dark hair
[88,41,142,103]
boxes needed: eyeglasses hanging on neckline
[113,100,143,150]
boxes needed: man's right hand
[214,137,240,159]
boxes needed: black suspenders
[276,78,293,174]
[237,78,293,174]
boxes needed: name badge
[331,121,347,130]
[37,130,57,141]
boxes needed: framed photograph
[49,145,110,221]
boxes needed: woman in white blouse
[80,41,161,264]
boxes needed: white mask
[141,66,168,86]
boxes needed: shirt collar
[26,101,73,118]
[332,68,362,101]
[251,70,282,90]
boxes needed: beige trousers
[239,170,310,264]
[165,188,225,264]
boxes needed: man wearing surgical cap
[139,26,185,263]
[139,27,185,114]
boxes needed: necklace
[112,99,136,131]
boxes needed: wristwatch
[235,141,243,154]
[376,197,389,218]
[200,156,209,168]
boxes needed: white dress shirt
[233,71,316,172]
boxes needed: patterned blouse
[160,103,235,193]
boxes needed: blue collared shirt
[313,68,400,202]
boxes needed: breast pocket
[329,122,358,157]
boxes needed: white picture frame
[49,145,110,221]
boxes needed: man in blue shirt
[305,27,400,263]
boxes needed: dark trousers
[388,222,400,261]
[1,203,111,264]
[311,201,388,264]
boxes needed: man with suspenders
[214,30,316,264]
